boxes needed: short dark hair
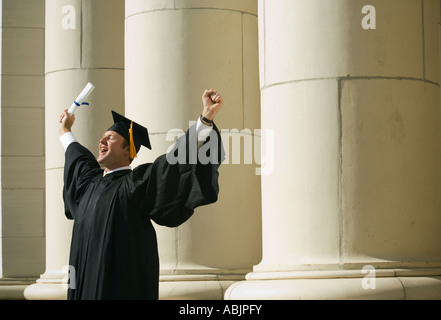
[121,138,129,149]
[121,139,134,163]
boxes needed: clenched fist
[201,89,223,124]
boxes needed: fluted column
[24,0,125,300]
[125,0,261,299]
[226,0,441,299]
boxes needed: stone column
[24,0,124,300]
[125,0,262,299]
[0,0,45,299]
[226,0,441,299]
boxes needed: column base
[159,274,246,300]
[225,268,441,300]
[24,271,67,300]
[25,272,246,300]
[0,278,37,300]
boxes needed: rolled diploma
[67,82,95,115]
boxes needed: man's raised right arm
[59,109,77,151]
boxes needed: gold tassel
[129,121,137,159]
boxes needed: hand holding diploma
[59,109,75,135]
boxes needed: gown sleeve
[63,142,102,220]
[133,122,225,227]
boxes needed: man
[58,89,224,300]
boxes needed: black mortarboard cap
[107,110,151,158]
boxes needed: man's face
[97,131,130,170]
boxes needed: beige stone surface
[341,79,441,266]
[225,277,408,300]
[1,157,45,189]
[399,276,441,300]
[1,107,44,156]
[226,0,441,300]
[1,28,44,75]
[262,0,424,86]
[0,281,33,300]
[125,9,244,132]
[243,13,261,130]
[0,76,44,108]
[160,279,238,300]
[175,0,257,14]
[424,0,441,83]
[227,268,441,299]
[45,0,81,73]
[24,271,68,300]
[125,0,175,18]
[257,79,340,270]
[0,0,46,292]
[82,0,125,69]
[125,0,258,18]
[1,0,45,28]
[177,162,261,271]
[1,189,44,238]
[2,237,45,277]
[44,169,73,274]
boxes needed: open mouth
[100,146,108,154]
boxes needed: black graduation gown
[62,123,223,300]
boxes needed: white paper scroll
[67,82,95,115]
[61,82,95,123]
